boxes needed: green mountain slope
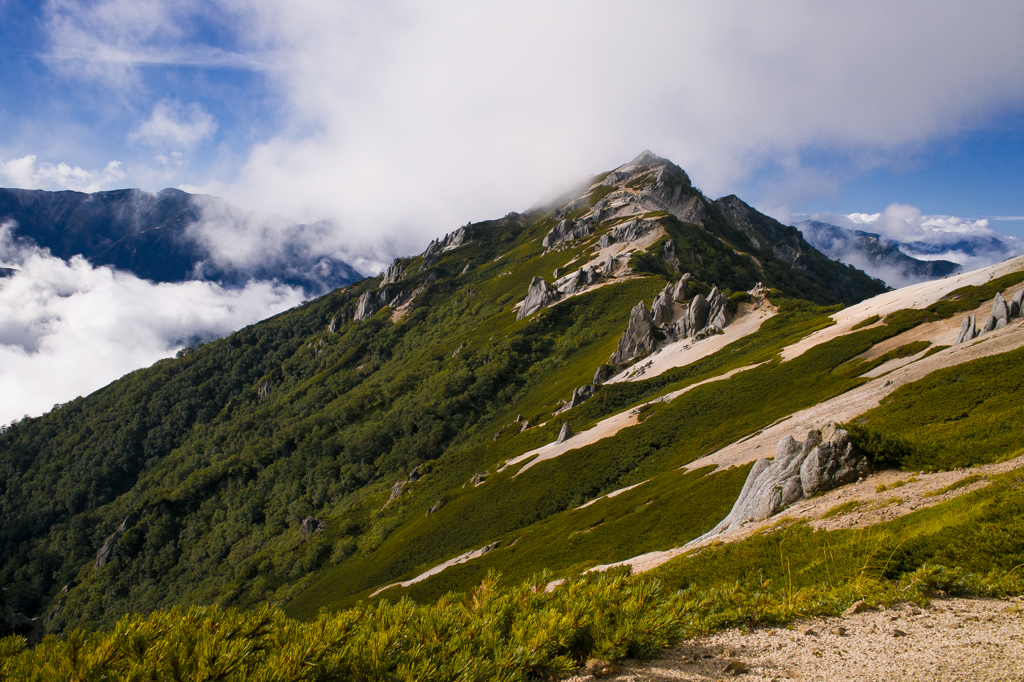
[0,152,939,636]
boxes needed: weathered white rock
[555,266,600,295]
[543,219,593,249]
[381,259,404,286]
[1011,289,1024,318]
[518,277,560,320]
[300,517,326,542]
[609,301,657,364]
[693,423,870,543]
[556,422,574,444]
[672,273,692,301]
[650,283,674,326]
[611,218,658,244]
[955,314,976,344]
[991,292,1010,329]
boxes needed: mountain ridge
[2,152,1021,649]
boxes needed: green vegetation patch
[851,315,880,330]
[849,344,1024,471]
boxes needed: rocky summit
[2,151,1023,682]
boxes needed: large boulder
[651,282,675,326]
[955,314,976,344]
[1011,289,1024,318]
[542,219,593,249]
[611,218,658,244]
[693,424,870,543]
[671,273,692,302]
[300,517,325,542]
[609,301,657,364]
[355,290,381,321]
[554,266,600,295]
[381,259,404,286]
[992,292,1010,329]
[705,286,730,331]
[518,277,560,320]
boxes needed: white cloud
[0,220,304,423]
[130,100,217,147]
[805,204,1024,272]
[0,154,125,192]
[40,1,1024,259]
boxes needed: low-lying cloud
[1,155,126,193]
[803,204,1024,273]
[0,220,305,424]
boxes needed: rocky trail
[567,596,1024,681]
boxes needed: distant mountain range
[0,187,361,294]
[796,219,961,286]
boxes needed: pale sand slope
[684,310,1024,476]
[566,597,1024,682]
[369,541,502,598]
[505,363,762,477]
[586,454,1024,576]
[606,300,777,384]
[779,254,1024,362]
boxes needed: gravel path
[568,597,1024,681]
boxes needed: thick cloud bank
[804,205,1024,275]
[0,221,304,424]
[34,1,1024,257]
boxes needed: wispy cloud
[130,100,217,147]
[0,219,305,423]
[0,154,125,192]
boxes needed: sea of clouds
[0,220,305,424]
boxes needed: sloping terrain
[4,152,1023,652]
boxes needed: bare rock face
[95,515,137,569]
[257,379,272,399]
[604,254,616,274]
[328,315,340,333]
[694,423,870,543]
[679,293,709,336]
[1011,289,1024,318]
[554,266,600,295]
[543,218,593,249]
[773,242,807,270]
[555,385,595,414]
[651,282,675,326]
[598,233,614,248]
[611,218,658,244]
[663,239,680,270]
[705,286,730,331]
[355,290,382,321]
[955,314,976,344]
[672,273,692,301]
[420,238,443,271]
[609,301,656,364]
[674,286,729,339]
[381,259,404,286]
[300,517,326,542]
[592,364,615,385]
[518,277,560,320]
[443,224,471,250]
[992,292,1010,329]
[556,422,574,444]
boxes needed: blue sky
[1,0,1024,423]
[1,1,1022,254]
